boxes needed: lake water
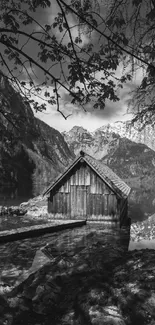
[1,222,155,292]
[129,239,155,250]
[0,190,31,207]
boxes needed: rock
[25,206,48,218]
[89,305,125,325]
[20,195,48,219]
[130,216,155,241]
[0,205,27,217]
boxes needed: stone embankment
[0,195,47,218]
[0,196,45,218]
[0,205,27,217]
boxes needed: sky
[33,84,134,132]
[0,0,144,133]
[30,0,145,132]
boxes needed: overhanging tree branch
[58,0,155,71]
[0,38,84,105]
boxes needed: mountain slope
[63,120,155,157]
[102,137,155,220]
[102,137,155,178]
[0,74,74,198]
[63,126,120,159]
[94,121,155,151]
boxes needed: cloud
[31,81,133,132]
[29,60,136,132]
[23,2,144,133]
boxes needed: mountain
[63,121,155,157]
[63,126,120,159]
[63,126,155,220]
[0,73,74,199]
[102,137,155,179]
[95,121,155,151]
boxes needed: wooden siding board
[92,194,95,217]
[90,171,95,194]
[70,174,74,186]
[82,165,85,185]
[73,171,76,185]
[79,166,82,185]
[98,180,102,194]
[86,187,90,218]
[104,194,108,216]
[85,165,90,185]
[63,193,67,214]
[47,160,126,224]
[99,194,102,216]
[60,193,63,214]
[96,178,100,194]
[59,193,62,214]
[74,186,77,218]
[56,195,59,214]
[100,195,102,215]
[79,166,82,186]
[66,193,70,217]
[83,187,87,216]
[101,182,104,194]
[48,198,52,213]
[109,194,113,216]
[70,185,74,218]
[75,168,79,185]
[53,194,56,213]
[56,193,60,214]
[64,179,69,193]
[77,186,83,217]
[56,193,59,214]
[89,193,92,216]
[96,194,99,216]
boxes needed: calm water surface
[129,239,155,250]
[0,223,129,286]
[1,222,155,290]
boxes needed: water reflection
[0,187,32,207]
[129,239,155,250]
[0,223,130,290]
[2,219,155,293]
[128,186,155,222]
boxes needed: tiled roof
[43,150,131,198]
[83,153,131,198]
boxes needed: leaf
[21,81,26,86]
[44,91,50,97]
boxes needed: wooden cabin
[43,151,131,227]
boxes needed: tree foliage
[0,0,155,125]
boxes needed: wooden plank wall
[48,162,120,221]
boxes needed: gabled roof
[43,150,131,198]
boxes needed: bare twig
[54,81,72,119]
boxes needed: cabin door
[70,185,88,219]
